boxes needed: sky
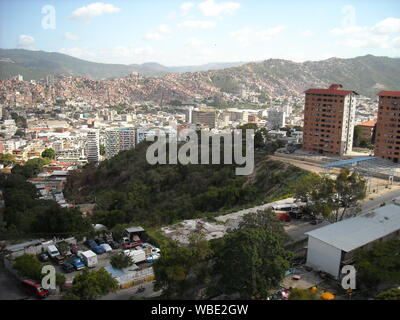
[0,0,399,66]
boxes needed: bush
[110,253,134,269]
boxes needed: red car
[122,241,144,249]
[21,279,49,299]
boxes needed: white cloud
[393,36,400,48]
[185,37,204,47]
[230,25,285,45]
[198,0,240,17]
[143,24,172,41]
[64,32,79,41]
[372,17,400,34]
[178,20,216,29]
[143,32,165,41]
[299,30,314,37]
[17,35,35,49]
[70,2,120,22]
[258,25,286,39]
[331,14,400,49]
[181,2,195,16]
[59,47,96,59]
[59,46,157,64]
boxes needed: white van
[47,245,60,258]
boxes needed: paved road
[100,281,162,300]
[360,188,400,212]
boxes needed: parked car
[68,258,85,271]
[47,245,60,259]
[122,242,135,250]
[310,218,324,225]
[20,279,49,299]
[91,245,106,255]
[53,255,66,265]
[107,240,120,249]
[84,240,97,249]
[100,243,112,253]
[38,253,49,262]
[95,238,105,245]
[70,245,79,255]
[151,247,161,254]
[84,240,105,254]
[62,263,75,273]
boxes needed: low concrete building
[305,203,400,279]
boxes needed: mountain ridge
[0,49,247,79]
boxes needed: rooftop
[305,84,358,96]
[378,91,400,97]
[125,226,145,233]
[306,204,400,252]
[358,120,376,127]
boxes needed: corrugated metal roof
[306,204,400,252]
[126,226,145,233]
[5,239,43,252]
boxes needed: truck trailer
[80,250,98,268]
[123,249,146,264]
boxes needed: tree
[0,154,15,167]
[153,232,213,299]
[237,208,285,237]
[288,288,319,300]
[110,253,133,269]
[375,288,400,300]
[63,268,118,300]
[13,254,42,280]
[11,113,27,128]
[14,129,25,137]
[99,144,106,156]
[355,239,400,289]
[294,169,367,222]
[213,228,292,299]
[13,254,65,286]
[41,148,56,159]
[11,158,51,179]
[31,205,93,239]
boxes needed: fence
[117,267,155,289]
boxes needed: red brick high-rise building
[374,91,400,163]
[303,84,358,156]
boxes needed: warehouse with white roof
[305,203,400,279]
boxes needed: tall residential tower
[374,91,400,163]
[303,84,358,156]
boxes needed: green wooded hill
[64,141,307,228]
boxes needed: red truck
[21,279,49,299]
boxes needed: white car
[151,247,161,254]
[100,243,112,252]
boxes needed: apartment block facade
[86,130,100,164]
[192,110,217,128]
[303,84,358,156]
[105,128,135,159]
[374,91,400,163]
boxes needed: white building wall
[306,236,342,279]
